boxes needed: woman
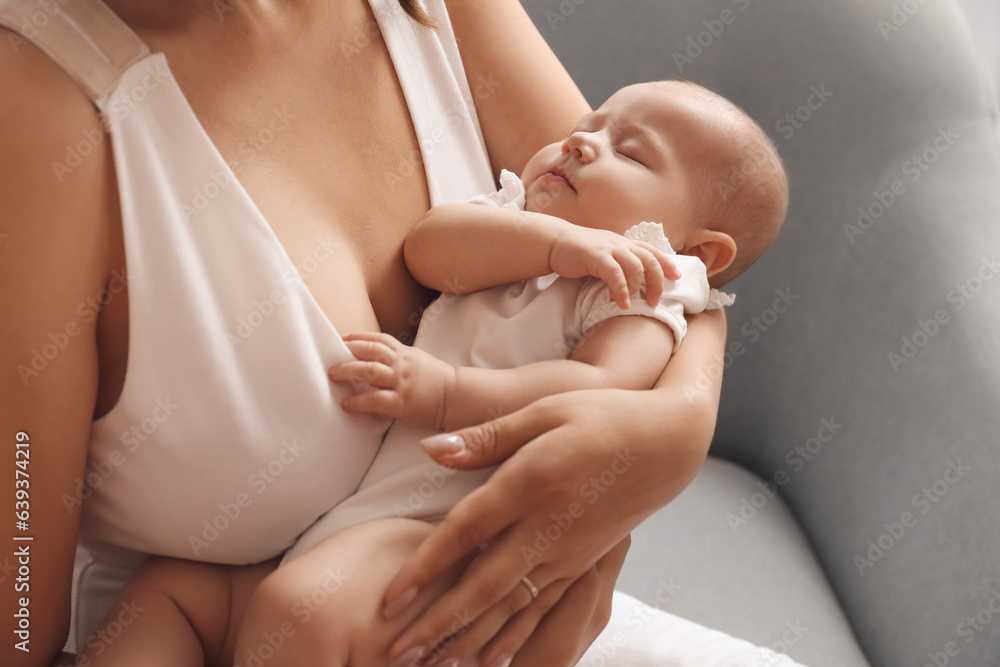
[0,0,726,664]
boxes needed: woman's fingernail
[383,586,418,619]
[388,646,424,667]
[420,433,466,457]
[438,659,460,667]
[485,654,512,667]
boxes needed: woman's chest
[95,1,437,417]
[148,1,433,335]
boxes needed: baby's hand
[549,226,681,309]
[329,332,456,430]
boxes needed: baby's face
[520,83,703,247]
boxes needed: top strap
[0,0,149,106]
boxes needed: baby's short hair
[667,81,789,288]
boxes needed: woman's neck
[102,0,323,40]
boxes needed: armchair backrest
[523,1,1000,664]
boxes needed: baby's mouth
[545,167,575,192]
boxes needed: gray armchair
[521,1,1000,665]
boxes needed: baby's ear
[683,230,737,278]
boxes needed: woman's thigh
[234,517,477,667]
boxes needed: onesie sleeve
[575,222,736,352]
[576,272,692,352]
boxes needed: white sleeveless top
[0,0,495,649]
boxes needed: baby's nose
[563,133,597,163]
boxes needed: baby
[77,80,787,667]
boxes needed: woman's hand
[381,388,708,667]
[380,310,725,667]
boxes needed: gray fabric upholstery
[522,1,1000,665]
[617,457,869,667]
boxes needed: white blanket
[576,592,809,667]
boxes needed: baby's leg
[235,517,477,667]
[79,555,279,667]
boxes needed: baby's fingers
[632,241,681,282]
[595,255,631,309]
[343,338,397,364]
[661,255,681,281]
[341,389,403,416]
[611,250,647,307]
[634,248,667,307]
[328,361,397,389]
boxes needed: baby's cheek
[526,180,574,217]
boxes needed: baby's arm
[333,315,673,432]
[446,313,674,430]
[405,202,680,309]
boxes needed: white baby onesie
[468,168,736,351]
[282,170,734,563]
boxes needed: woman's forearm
[637,309,728,504]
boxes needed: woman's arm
[381,310,726,666]
[443,0,591,178]
[0,34,120,667]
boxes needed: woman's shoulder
[0,26,120,347]
[441,0,589,176]
[0,27,107,159]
